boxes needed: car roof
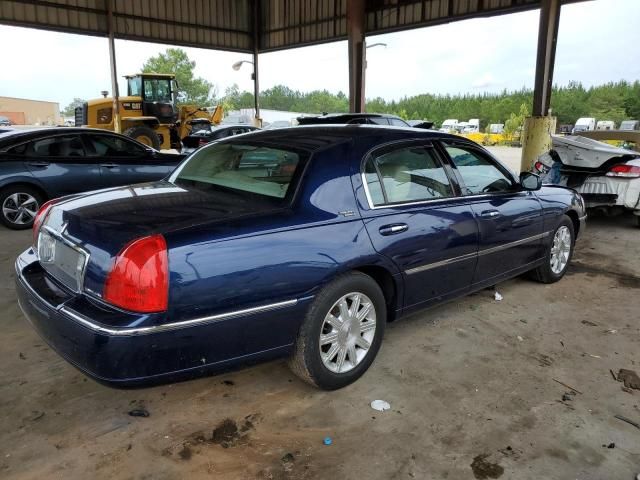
[221,124,459,152]
[0,127,139,146]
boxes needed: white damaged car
[533,135,640,226]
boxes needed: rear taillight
[32,199,58,245]
[103,235,168,313]
[606,164,640,178]
[533,161,546,173]
[198,138,208,146]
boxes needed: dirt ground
[1,212,639,480]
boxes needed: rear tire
[0,185,45,230]
[529,215,575,283]
[123,125,161,150]
[288,272,386,390]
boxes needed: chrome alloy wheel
[2,192,38,225]
[550,225,571,274]
[319,292,377,374]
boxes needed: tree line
[223,80,640,128]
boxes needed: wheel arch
[351,265,400,322]
[0,180,50,201]
[565,209,580,238]
[122,117,161,129]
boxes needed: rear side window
[171,142,305,201]
[364,145,454,206]
[389,118,408,127]
[369,117,390,125]
[23,136,85,157]
[445,146,515,195]
[85,134,145,157]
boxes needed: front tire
[123,125,161,150]
[288,272,386,390]
[0,185,44,230]
[530,215,575,283]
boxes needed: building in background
[0,96,60,125]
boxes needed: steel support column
[347,0,366,113]
[107,0,121,133]
[532,0,560,116]
[521,0,561,172]
[252,0,261,126]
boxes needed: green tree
[62,98,85,117]
[504,103,530,140]
[141,48,215,105]
[623,81,640,120]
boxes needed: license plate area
[38,229,88,293]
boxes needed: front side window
[445,146,515,195]
[85,135,146,157]
[171,142,304,201]
[364,145,453,206]
[27,136,85,157]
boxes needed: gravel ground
[0,208,638,480]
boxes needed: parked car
[619,120,639,131]
[263,120,292,129]
[533,134,640,226]
[0,116,12,126]
[297,112,410,127]
[407,119,435,129]
[0,128,185,229]
[16,125,585,389]
[181,124,259,154]
[572,117,596,133]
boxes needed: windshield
[170,142,305,203]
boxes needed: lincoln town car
[15,126,586,390]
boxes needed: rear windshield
[170,142,305,203]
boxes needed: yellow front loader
[75,73,223,150]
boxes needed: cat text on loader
[75,73,223,150]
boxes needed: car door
[21,133,103,196]
[82,133,181,187]
[359,140,479,312]
[441,142,544,286]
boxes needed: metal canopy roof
[1,0,580,53]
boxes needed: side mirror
[520,172,542,191]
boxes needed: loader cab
[126,74,178,124]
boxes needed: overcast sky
[0,0,638,109]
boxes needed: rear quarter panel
[0,160,49,195]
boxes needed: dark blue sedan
[15,125,586,389]
[0,128,184,229]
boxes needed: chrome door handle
[379,224,408,235]
[480,210,500,218]
[28,161,49,167]
[100,163,118,168]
